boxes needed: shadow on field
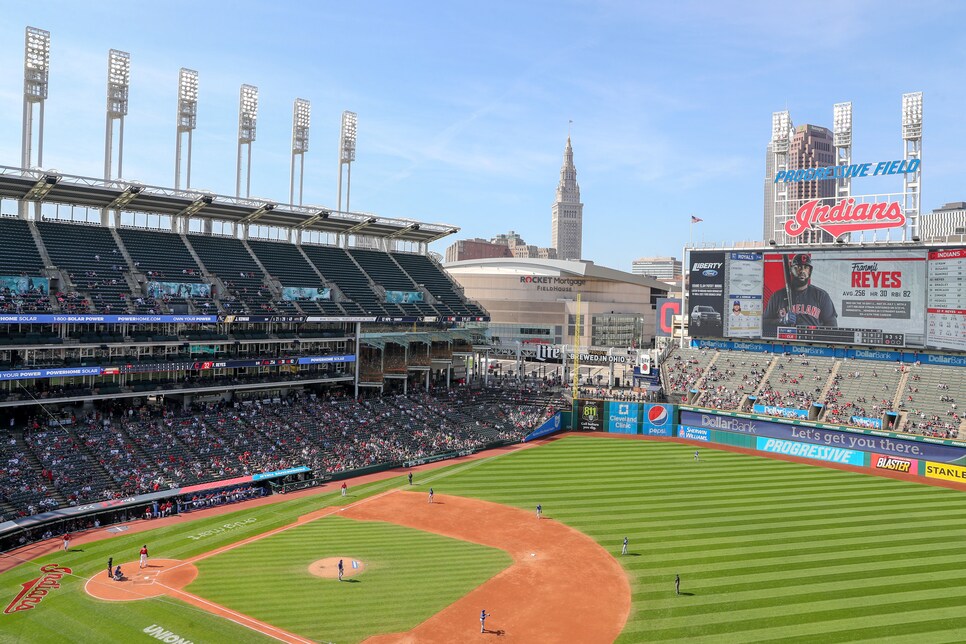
[678,592,695,596]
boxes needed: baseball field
[4,434,966,643]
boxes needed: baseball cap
[790,253,812,267]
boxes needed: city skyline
[0,2,963,272]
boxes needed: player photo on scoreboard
[762,250,927,345]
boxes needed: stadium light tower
[20,26,50,218]
[832,102,852,201]
[901,92,923,240]
[770,110,793,244]
[290,98,310,206]
[236,84,258,198]
[104,49,131,181]
[175,68,199,190]
[337,110,357,213]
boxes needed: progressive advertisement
[724,252,763,338]
[680,410,966,464]
[926,249,966,351]
[687,251,726,338]
[762,250,926,347]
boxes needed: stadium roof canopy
[0,165,458,244]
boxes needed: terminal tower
[551,136,584,261]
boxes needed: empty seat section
[0,217,51,313]
[186,235,272,314]
[117,227,215,314]
[301,244,387,315]
[349,248,434,317]
[247,239,341,315]
[391,252,487,316]
[36,220,132,313]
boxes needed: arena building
[444,257,669,349]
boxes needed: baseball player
[408,471,413,485]
[341,482,347,497]
[62,533,70,551]
[107,557,113,578]
[480,609,490,633]
[428,488,434,504]
[762,253,838,336]
[675,574,681,595]
[139,545,149,569]
[622,536,628,556]
[536,504,542,519]
[338,559,344,582]
[694,450,700,462]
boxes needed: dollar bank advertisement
[762,250,926,346]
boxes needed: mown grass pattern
[5,436,966,642]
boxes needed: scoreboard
[777,327,905,347]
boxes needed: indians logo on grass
[646,405,669,427]
[3,563,71,614]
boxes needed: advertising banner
[282,286,331,301]
[752,404,809,420]
[850,416,883,429]
[251,466,311,481]
[762,250,927,347]
[871,453,918,475]
[607,402,639,434]
[756,436,865,465]
[641,403,674,436]
[725,252,763,338]
[926,249,966,351]
[924,462,966,484]
[655,298,682,338]
[680,410,966,464]
[0,275,48,295]
[147,281,211,299]
[524,412,563,442]
[386,290,424,304]
[678,426,710,441]
[575,399,604,431]
[687,251,726,337]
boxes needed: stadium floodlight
[104,49,131,183]
[290,98,311,206]
[833,102,852,147]
[21,26,51,215]
[23,172,59,201]
[901,92,923,241]
[770,111,791,152]
[236,84,258,198]
[175,68,199,190]
[337,110,358,216]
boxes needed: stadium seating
[0,218,51,314]
[36,220,132,313]
[348,249,435,317]
[300,244,387,315]
[902,364,964,438]
[185,234,274,314]
[697,354,772,410]
[391,251,487,317]
[755,355,837,414]
[246,239,343,316]
[822,360,903,427]
[660,347,718,399]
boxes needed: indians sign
[785,198,906,238]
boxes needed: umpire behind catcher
[763,253,837,337]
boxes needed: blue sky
[0,1,963,271]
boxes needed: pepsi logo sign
[646,405,669,427]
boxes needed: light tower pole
[20,26,50,219]
[175,68,198,191]
[290,98,310,206]
[104,49,131,182]
[901,92,923,241]
[832,102,853,241]
[236,84,258,198]
[337,110,357,213]
[770,110,793,244]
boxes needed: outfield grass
[6,435,966,642]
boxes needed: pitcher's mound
[308,557,366,579]
[85,558,198,601]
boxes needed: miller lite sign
[785,198,906,238]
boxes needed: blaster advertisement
[687,251,726,338]
[762,250,926,346]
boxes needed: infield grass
[5,435,966,642]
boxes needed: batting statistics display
[685,246,965,349]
